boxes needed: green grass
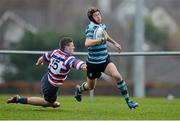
[0,95,180,120]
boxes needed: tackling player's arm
[105,32,122,52]
[36,51,52,66]
[85,37,106,47]
[69,58,87,71]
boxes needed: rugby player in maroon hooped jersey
[7,37,87,108]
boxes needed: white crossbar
[0,50,180,56]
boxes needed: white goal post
[1,50,180,56]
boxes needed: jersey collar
[60,49,71,56]
[90,21,102,27]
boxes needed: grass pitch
[0,95,180,120]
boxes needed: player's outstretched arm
[106,32,122,52]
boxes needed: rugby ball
[94,27,105,39]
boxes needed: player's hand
[98,31,108,44]
[103,31,108,41]
[36,56,45,66]
[115,43,122,52]
[99,36,107,44]
[81,64,87,71]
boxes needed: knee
[44,94,57,103]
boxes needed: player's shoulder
[45,49,56,56]
[51,49,65,57]
[51,49,60,54]
[64,55,76,65]
[66,55,75,60]
[87,22,99,29]
[50,48,58,52]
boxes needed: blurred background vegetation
[2,32,87,82]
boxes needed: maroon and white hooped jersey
[43,49,85,87]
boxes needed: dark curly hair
[87,7,101,23]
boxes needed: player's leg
[75,78,96,102]
[104,62,138,109]
[6,95,56,106]
[26,97,49,106]
[75,62,100,102]
[41,74,60,108]
[24,97,60,108]
[7,74,60,108]
[7,95,27,104]
[7,95,60,108]
[7,95,46,105]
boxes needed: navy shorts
[41,73,59,103]
[87,56,111,79]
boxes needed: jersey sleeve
[43,50,53,62]
[65,56,85,70]
[85,26,94,39]
[72,58,85,70]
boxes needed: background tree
[2,31,86,82]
